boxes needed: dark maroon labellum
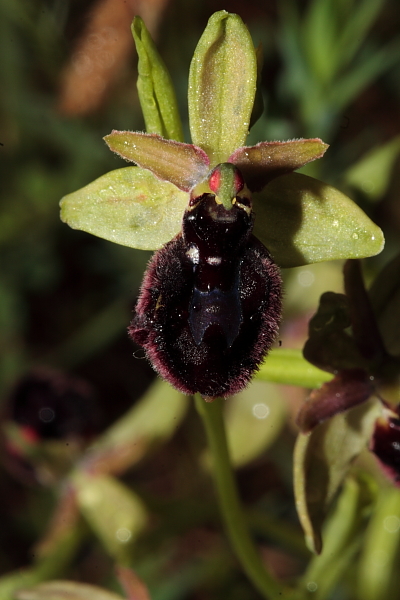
[129,163,282,398]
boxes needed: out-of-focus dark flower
[2,367,97,483]
[9,367,96,440]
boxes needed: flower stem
[195,394,282,599]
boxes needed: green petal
[294,397,382,554]
[131,16,183,141]
[60,167,188,250]
[188,11,257,165]
[253,173,384,268]
[229,138,329,191]
[358,487,400,600]
[104,131,210,191]
[248,43,264,130]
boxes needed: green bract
[294,397,382,554]
[131,16,183,141]
[73,472,148,560]
[60,10,384,268]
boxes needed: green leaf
[225,380,286,467]
[253,173,384,268]
[60,167,188,251]
[188,11,257,165]
[358,487,400,600]
[343,259,387,363]
[303,291,368,373]
[302,0,341,85]
[345,136,400,201]
[73,473,148,560]
[369,252,400,357]
[89,379,188,474]
[0,525,81,600]
[369,253,400,318]
[131,16,183,141]
[298,475,377,600]
[256,348,332,388]
[229,138,328,191]
[0,572,41,600]
[104,131,209,191]
[15,580,125,600]
[335,0,386,74]
[294,397,382,553]
[330,39,400,114]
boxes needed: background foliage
[1,0,400,598]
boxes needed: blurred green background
[1,0,400,598]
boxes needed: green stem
[195,394,283,599]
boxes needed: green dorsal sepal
[208,163,246,210]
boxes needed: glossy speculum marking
[129,163,282,399]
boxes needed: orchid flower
[60,11,384,399]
